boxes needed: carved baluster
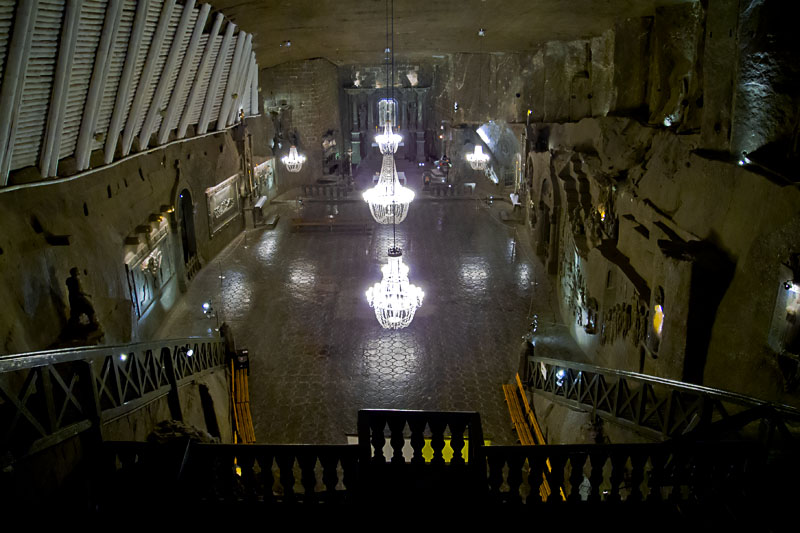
[369,416,387,465]
[528,449,548,504]
[686,449,703,502]
[668,450,685,503]
[568,453,587,502]
[646,450,664,502]
[607,452,627,503]
[238,451,256,501]
[276,453,296,503]
[449,418,467,468]
[546,451,565,503]
[627,451,647,502]
[588,451,607,502]
[319,450,340,503]
[486,451,505,503]
[297,453,318,504]
[256,452,275,503]
[506,452,525,504]
[341,450,358,503]
[388,416,407,465]
[429,416,447,468]
[408,417,426,467]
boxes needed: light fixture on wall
[466,144,489,170]
[366,247,424,330]
[282,145,305,172]
[363,154,414,224]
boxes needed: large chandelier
[363,154,414,224]
[375,121,402,154]
[366,247,424,329]
[466,144,489,171]
[282,145,305,173]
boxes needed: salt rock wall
[261,59,342,193]
[522,0,800,406]
[0,116,269,353]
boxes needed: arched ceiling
[211,0,694,68]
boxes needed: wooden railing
[527,356,800,442]
[0,338,226,463]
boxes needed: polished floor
[156,158,582,445]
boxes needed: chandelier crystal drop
[466,144,490,171]
[281,145,306,173]
[363,154,414,224]
[366,247,424,330]
[375,120,402,154]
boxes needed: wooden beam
[177,11,222,139]
[232,52,255,122]
[76,0,124,170]
[105,0,149,164]
[227,41,253,126]
[40,0,82,177]
[197,21,235,135]
[250,55,259,115]
[139,0,196,150]
[0,0,38,185]
[216,31,247,131]
[158,2,210,145]
[230,37,253,123]
[121,0,176,156]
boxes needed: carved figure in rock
[358,100,368,131]
[66,268,100,332]
[407,99,417,130]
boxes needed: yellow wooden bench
[502,379,535,445]
[231,360,256,444]
[503,372,566,502]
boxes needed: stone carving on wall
[206,174,241,236]
[65,268,101,340]
[125,220,175,320]
[600,296,649,348]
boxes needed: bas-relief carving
[601,297,649,348]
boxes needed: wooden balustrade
[480,441,761,505]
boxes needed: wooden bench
[502,374,535,445]
[264,213,279,229]
[291,217,372,233]
[503,373,566,502]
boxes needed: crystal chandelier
[466,144,490,171]
[363,154,414,224]
[375,121,402,154]
[366,247,424,329]
[282,145,305,173]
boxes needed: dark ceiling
[210,0,692,68]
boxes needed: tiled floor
[156,157,583,445]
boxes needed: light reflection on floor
[156,174,580,445]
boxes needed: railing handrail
[0,337,221,372]
[532,356,800,416]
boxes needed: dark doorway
[178,189,198,267]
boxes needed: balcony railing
[0,338,226,462]
[527,356,800,442]
[101,410,771,511]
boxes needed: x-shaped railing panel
[527,357,800,441]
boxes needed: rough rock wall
[261,59,342,192]
[524,1,800,406]
[529,113,799,403]
[0,116,269,353]
[730,0,800,159]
